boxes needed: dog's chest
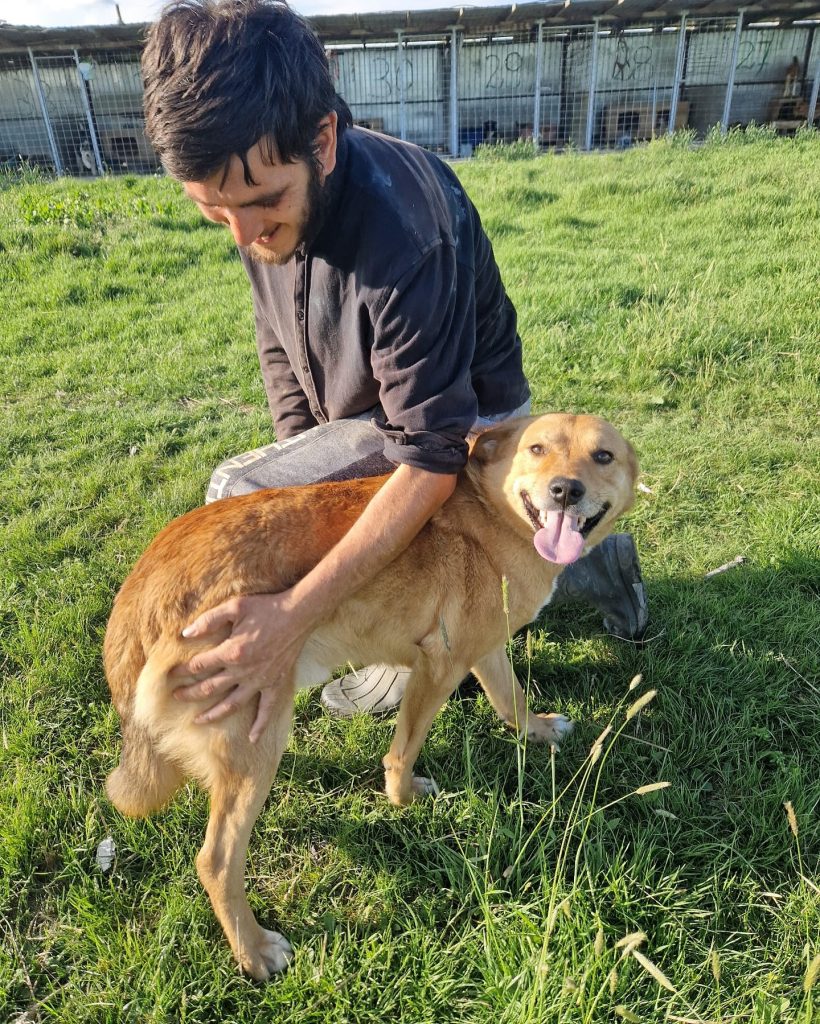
[506,572,560,631]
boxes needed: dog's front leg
[196,701,295,981]
[471,646,573,745]
[383,655,465,806]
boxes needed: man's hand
[170,591,310,743]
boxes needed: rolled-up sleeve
[253,306,317,441]
[370,243,478,473]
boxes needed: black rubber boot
[550,533,649,640]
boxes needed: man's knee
[205,418,390,504]
[206,459,244,504]
[205,442,284,504]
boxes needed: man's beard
[245,162,329,266]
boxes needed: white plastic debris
[96,836,116,873]
[704,555,745,579]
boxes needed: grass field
[1,128,818,1023]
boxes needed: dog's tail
[104,594,188,817]
[106,633,257,817]
[105,643,188,817]
[105,718,184,818]
[105,641,210,816]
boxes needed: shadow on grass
[559,215,599,231]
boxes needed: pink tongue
[533,511,585,564]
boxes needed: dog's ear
[469,419,527,465]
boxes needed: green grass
[1,130,818,1023]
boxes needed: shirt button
[296,309,304,322]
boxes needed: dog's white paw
[239,927,294,980]
[411,775,440,798]
[519,713,574,746]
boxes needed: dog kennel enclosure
[1,0,818,175]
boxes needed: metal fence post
[449,27,459,157]
[533,19,544,150]
[668,11,688,135]
[396,30,407,141]
[721,8,745,134]
[74,51,105,175]
[584,18,600,151]
[808,73,820,126]
[28,47,63,175]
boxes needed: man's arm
[172,463,456,741]
[371,242,477,473]
[287,462,456,618]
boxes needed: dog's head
[469,414,638,564]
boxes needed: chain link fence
[1,12,819,176]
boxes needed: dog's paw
[411,775,440,799]
[238,927,294,981]
[519,713,574,747]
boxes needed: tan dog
[104,413,638,979]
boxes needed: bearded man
[141,0,647,739]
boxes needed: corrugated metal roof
[1,0,819,52]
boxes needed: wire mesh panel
[404,36,448,150]
[28,54,93,174]
[729,25,816,131]
[537,29,570,148]
[683,18,742,134]
[327,37,448,152]
[593,25,684,147]
[808,29,820,125]
[562,26,598,148]
[457,30,540,155]
[0,55,54,169]
[78,50,159,173]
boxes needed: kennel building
[1,0,818,175]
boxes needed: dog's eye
[592,449,614,464]
[529,444,546,456]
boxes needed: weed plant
[1,133,818,1022]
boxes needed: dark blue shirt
[240,126,529,473]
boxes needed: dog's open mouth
[520,491,611,564]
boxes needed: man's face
[183,119,337,265]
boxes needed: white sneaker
[320,664,409,717]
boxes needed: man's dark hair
[142,0,351,183]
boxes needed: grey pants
[206,402,531,503]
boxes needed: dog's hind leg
[106,718,185,817]
[195,697,295,981]
[471,646,573,745]
[383,654,466,807]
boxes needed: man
[142,0,647,741]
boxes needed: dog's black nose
[549,476,586,505]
